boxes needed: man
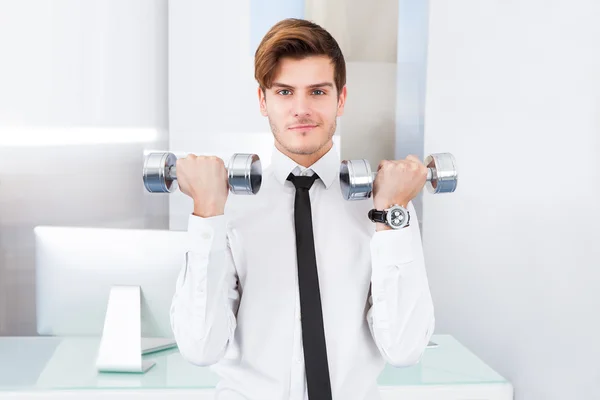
[170,18,435,400]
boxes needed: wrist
[193,201,224,218]
[375,222,393,232]
[374,198,409,210]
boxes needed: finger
[377,159,391,172]
[407,156,426,172]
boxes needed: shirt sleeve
[366,200,436,367]
[169,213,240,366]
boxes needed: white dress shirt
[170,141,435,400]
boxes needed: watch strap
[368,209,386,224]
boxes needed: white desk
[0,334,513,400]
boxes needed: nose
[292,93,311,117]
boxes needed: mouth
[288,124,318,131]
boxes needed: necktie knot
[287,172,320,190]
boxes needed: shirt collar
[271,141,340,189]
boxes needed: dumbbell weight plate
[424,153,458,194]
[340,159,373,201]
[227,153,262,195]
[143,152,178,193]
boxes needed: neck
[277,140,333,168]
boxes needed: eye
[277,89,292,96]
[312,89,325,95]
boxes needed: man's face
[258,55,346,157]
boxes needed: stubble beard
[269,116,337,156]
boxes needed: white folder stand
[96,286,176,373]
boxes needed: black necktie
[287,172,332,400]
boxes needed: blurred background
[1,0,599,399]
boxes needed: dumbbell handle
[166,166,177,181]
[371,168,434,181]
[164,165,243,181]
[144,152,262,194]
[340,153,457,200]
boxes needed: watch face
[387,207,407,228]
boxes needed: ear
[336,85,347,117]
[258,86,268,116]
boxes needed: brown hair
[254,18,346,95]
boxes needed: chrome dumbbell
[339,153,458,201]
[143,152,262,194]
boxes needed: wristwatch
[368,204,410,230]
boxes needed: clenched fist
[372,155,428,210]
[175,155,229,217]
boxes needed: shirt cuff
[370,227,414,267]
[187,213,227,254]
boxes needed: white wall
[423,0,600,398]
[0,0,169,335]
